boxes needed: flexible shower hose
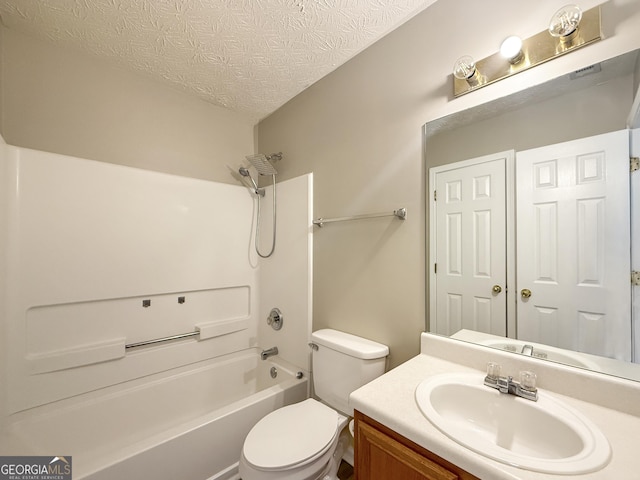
[255,174,276,258]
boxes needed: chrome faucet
[484,362,538,401]
[521,344,534,356]
[261,346,278,360]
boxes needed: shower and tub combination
[0,144,313,480]
[2,351,307,480]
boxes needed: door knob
[521,288,532,299]
[492,285,502,294]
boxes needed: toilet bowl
[239,399,349,480]
[239,329,389,480]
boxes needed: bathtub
[1,348,308,480]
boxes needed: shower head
[245,153,278,176]
[238,166,260,192]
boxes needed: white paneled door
[430,152,512,337]
[516,130,631,360]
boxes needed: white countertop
[349,334,640,480]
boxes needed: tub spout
[261,347,278,360]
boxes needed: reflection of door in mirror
[430,151,512,337]
[516,130,631,361]
[430,130,632,361]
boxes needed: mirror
[424,48,640,382]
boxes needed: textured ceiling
[0,0,437,122]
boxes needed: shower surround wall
[0,144,312,422]
[258,174,314,370]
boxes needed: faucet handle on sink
[485,362,502,383]
[519,370,537,391]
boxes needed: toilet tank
[311,329,389,416]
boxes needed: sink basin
[415,373,610,474]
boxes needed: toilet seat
[243,398,341,471]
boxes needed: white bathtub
[1,349,308,480]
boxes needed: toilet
[239,329,389,480]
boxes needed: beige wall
[0,27,255,182]
[258,0,640,368]
[427,72,635,168]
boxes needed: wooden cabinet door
[354,411,479,480]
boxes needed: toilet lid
[243,398,340,470]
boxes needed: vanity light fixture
[453,5,601,97]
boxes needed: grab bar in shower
[124,317,251,350]
[313,207,406,227]
[125,331,199,349]
[26,318,252,372]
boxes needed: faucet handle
[486,362,502,380]
[519,370,537,391]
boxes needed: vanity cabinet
[354,411,479,480]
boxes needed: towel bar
[313,207,406,227]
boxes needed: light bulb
[453,55,477,81]
[500,36,524,64]
[549,4,583,39]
